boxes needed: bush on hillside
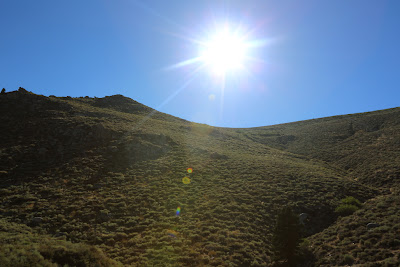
[340,196,362,207]
[341,254,355,265]
[335,196,362,216]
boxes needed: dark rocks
[91,94,152,114]
[18,87,28,93]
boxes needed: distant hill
[238,106,400,188]
[1,88,399,266]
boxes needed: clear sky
[1,0,399,128]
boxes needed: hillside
[237,107,400,188]
[0,88,399,266]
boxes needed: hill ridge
[1,88,399,266]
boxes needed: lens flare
[176,206,181,216]
[182,177,191,184]
[187,168,193,173]
[167,229,178,238]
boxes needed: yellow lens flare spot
[182,177,191,184]
[187,168,193,173]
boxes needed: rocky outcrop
[91,95,153,114]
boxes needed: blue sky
[1,0,399,128]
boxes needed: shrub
[341,254,355,265]
[335,197,362,216]
[383,257,398,267]
[340,196,362,207]
[335,204,359,216]
[296,238,316,265]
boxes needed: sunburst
[166,22,270,78]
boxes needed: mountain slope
[308,192,400,266]
[0,217,121,266]
[237,107,400,188]
[1,88,398,266]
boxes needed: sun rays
[165,21,270,79]
[159,19,273,122]
[199,25,248,75]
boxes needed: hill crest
[1,88,399,266]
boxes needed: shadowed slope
[0,218,122,266]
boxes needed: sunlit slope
[238,107,400,188]
[308,192,400,266]
[0,89,393,266]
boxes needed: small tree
[272,206,302,266]
[1,88,5,94]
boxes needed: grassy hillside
[1,88,399,266]
[308,192,400,266]
[0,218,121,266]
[237,107,400,188]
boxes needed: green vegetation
[335,196,362,216]
[341,254,354,265]
[0,218,120,266]
[340,196,362,207]
[335,204,359,216]
[309,194,400,265]
[0,89,399,266]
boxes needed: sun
[199,27,247,75]
[164,21,271,79]
[161,20,271,117]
